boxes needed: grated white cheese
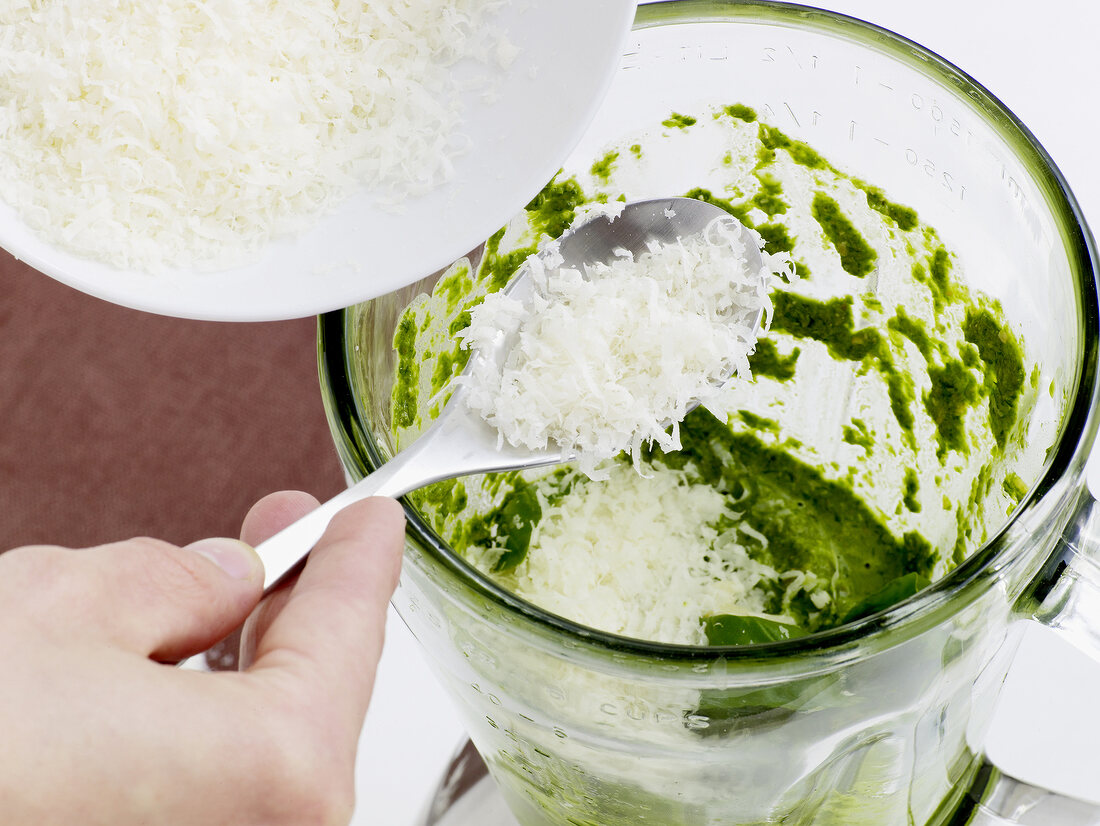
[499,462,785,645]
[0,0,512,271]
[458,214,777,479]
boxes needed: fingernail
[185,539,258,580]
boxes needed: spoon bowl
[257,197,766,590]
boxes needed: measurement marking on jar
[762,45,819,70]
[905,148,967,200]
[765,102,822,131]
[911,92,972,142]
[1000,164,1034,224]
[848,120,892,149]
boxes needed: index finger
[245,497,405,736]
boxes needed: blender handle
[966,485,1100,823]
[1021,486,1100,662]
[956,760,1100,824]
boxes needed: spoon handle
[256,387,564,591]
[254,396,494,591]
[256,434,436,590]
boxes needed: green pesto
[524,174,587,240]
[392,311,420,430]
[681,186,752,225]
[756,141,776,167]
[722,103,757,122]
[738,410,780,433]
[480,226,537,292]
[953,506,969,565]
[925,359,981,459]
[842,418,874,452]
[590,150,619,184]
[748,338,800,381]
[755,221,794,254]
[628,143,642,159]
[448,309,472,338]
[410,478,469,534]
[885,371,917,439]
[902,467,921,513]
[757,123,827,169]
[771,292,882,362]
[859,183,919,232]
[651,410,937,628]
[451,477,540,572]
[448,468,591,572]
[926,247,954,310]
[437,263,472,313]
[480,174,589,290]
[969,463,995,513]
[752,173,787,216]
[960,341,981,369]
[430,346,471,396]
[1003,472,1028,503]
[662,112,697,129]
[964,308,1026,448]
[770,292,917,437]
[888,307,935,362]
[811,192,878,277]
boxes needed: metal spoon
[258,197,765,590]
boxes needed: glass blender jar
[319,2,1100,823]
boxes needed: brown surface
[0,251,346,550]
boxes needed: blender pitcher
[318,2,1100,823]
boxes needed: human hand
[0,491,405,826]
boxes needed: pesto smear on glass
[385,104,1038,646]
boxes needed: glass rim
[320,0,1100,664]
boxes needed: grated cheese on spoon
[0,0,513,272]
[458,214,778,479]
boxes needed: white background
[352,2,1100,822]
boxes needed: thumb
[81,536,264,662]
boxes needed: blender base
[419,739,518,826]
[414,739,1100,825]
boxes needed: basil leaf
[491,483,542,573]
[841,572,930,624]
[702,614,807,646]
